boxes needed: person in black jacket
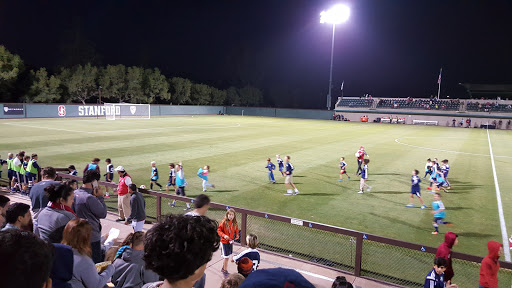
[125,184,146,232]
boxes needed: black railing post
[241,213,247,246]
[354,234,363,277]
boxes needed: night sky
[1,0,511,108]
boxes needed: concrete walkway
[2,191,395,288]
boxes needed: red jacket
[435,232,457,281]
[479,241,502,288]
[217,219,239,245]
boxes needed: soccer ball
[139,185,146,189]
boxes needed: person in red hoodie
[479,240,503,288]
[217,208,239,278]
[435,232,458,284]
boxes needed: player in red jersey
[355,146,369,175]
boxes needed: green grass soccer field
[1,115,511,257]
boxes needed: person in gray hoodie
[37,184,77,243]
[72,170,107,263]
[62,218,114,288]
[124,184,146,232]
[112,232,159,288]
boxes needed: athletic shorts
[167,181,175,187]
[433,217,444,224]
[26,172,37,182]
[220,243,233,258]
[17,173,26,183]
[411,186,421,197]
[105,173,113,182]
[279,167,284,172]
[8,170,14,180]
[151,177,158,181]
[340,169,347,175]
[284,175,293,184]
[435,181,448,188]
[176,186,186,196]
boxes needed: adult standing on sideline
[115,166,132,222]
[30,167,60,219]
[355,146,369,175]
[73,169,107,263]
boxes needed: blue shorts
[105,173,113,182]
[26,172,37,182]
[16,173,26,183]
[411,186,421,197]
[8,170,14,180]
[433,217,444,224]
[167,180,175,187]
[151,177,158,181]
[279,167,284,172]
[221,243,233,258]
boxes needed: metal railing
[56,171,512,287]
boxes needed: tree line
[0,45,263,106]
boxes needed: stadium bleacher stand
[337,98,374,108]
[376,98,460,111]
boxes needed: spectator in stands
[112,232,159,288]
[185,194,211,217]
[0,229,54,288]
[73,169,107,263]
[83,157,101,175]
[37,183,77,243]
[435,232,458,284]
[0,195,10,228]
[479,240,503,288]
[125,184,146,232]
[220,273,246,288]
[238,268,314,288]
[233,234,260,272]
[1,202,31,231]
[236,257,253,278]
[62,219,115,288]
[115,165,132,222]
[30,167,60,219]
[331,276,354,288]
[143,214,220,288]
[424,257,458,288]
[51,243,74,288]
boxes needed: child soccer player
[423,158,432,179]
[6,153,14,190]
[276,154,285,177]
[25,153,40,192]
[125,184,146,232]
[424,257,459,288]
[104,158,114,198]
[169,163,191,210]
[427,160,438,190]
[11,151,25,192]
[283,156,299,195]
[197,165,215,192]
[233,233,260,271]
[431,193,452,234]
[149,161,163,190]
[357,159,371,194]
[166,163,176,192]
[20,155,31,195]
[0,155,6,179]
[432,168,449,193]
[406,169,427,209]
[217,208,239,277]
[265,158,276,184]
[68,165,78,176]
[338,157,350,182]
[441,159,451,189]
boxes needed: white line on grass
[3,122,86,133]
[486,129,511,261]
[395,138,512,159]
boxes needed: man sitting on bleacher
[30,167,60,219]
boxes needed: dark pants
[356,160,363,174]
[91,241,102,263]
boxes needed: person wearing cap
[237,257,254,278]
[355,146,369,175]
[115,166,132,222]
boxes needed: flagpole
[437,68,442,100]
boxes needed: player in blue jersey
[283,156,299,195]
[423,158,432,179]
[233,233,261,271]
[276,154,285,177]
[406,169,426,209]
[83,158,100,175]
[427,160,439,190]
[266,158,276,184]
[441,159,451,189]
[357,159,371,194]
[431,193,452,234]
[197,165,215,192]
[150,161,163,190]
[170,162,191,210]
[424,257,459,288]
[338,157,350,182]
[166,163,176,192]
[432,167,448,193]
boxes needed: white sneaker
[293,191,299,195]
[358,190,364,194]
[367,186,372,192]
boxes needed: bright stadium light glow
[320,4,350,24]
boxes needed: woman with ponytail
[37,183,77,243]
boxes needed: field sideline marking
[3,122,86,133]
[486,129,511,261]
[394,137,512,159]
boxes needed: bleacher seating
[376,98,460,111]
[466,101,512,113]
[337,98,374,108]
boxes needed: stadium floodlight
[320,4,350,111]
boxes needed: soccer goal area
[104,103,151,120]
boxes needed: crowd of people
[0,150,506,288]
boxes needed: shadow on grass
[446,206,471,211]
[456,231,495,238]
[372,190,404,195]
[370,212,432,232]
[211,190,239,193]
[372,173,406,176]
[298,192,338,196]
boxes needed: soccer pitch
[1,115,511,256]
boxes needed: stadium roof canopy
[459,83,512,96]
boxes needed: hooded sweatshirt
[479,240,502,288]
[435,232,457,281]
[112,247,159,288]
